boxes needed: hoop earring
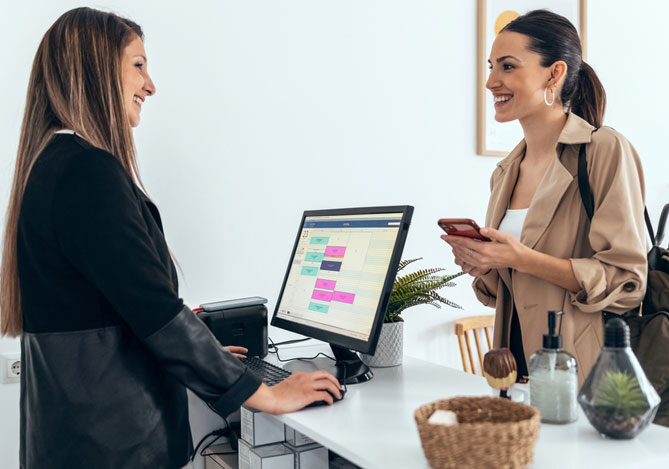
[544,87,555,106]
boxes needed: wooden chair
[455,314,495,375]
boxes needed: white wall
[0,1,667,468]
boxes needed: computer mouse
[304,388,346,408]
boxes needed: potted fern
[359,258,464,367]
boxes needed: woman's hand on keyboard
[244,370,341,414]
[224,345,248,358]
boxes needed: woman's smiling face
[121,35,155,128]
[486,31,555,124]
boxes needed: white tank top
[498,208,529,240]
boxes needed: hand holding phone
[438,218,491,242]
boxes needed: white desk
[267,346,669,469]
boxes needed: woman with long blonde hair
[1,8,340,469]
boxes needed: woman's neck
[519,110,568,162]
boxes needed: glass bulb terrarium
[578,318,660,439]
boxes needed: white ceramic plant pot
[360,321,404,367]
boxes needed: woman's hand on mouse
[244,370,342,414]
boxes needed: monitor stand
[282,344,374,385]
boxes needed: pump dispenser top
[543,310,562,349]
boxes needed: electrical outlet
[1,353,20,384]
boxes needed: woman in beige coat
[443,10,647,385]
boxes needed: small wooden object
[454,314,494,374]
[483,348,517,399]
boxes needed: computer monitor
[270,205,413,384]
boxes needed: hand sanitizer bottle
[529,311,578,424]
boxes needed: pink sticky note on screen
[324,246,346,257]
[333,291,355,304]
[311,290,333,302]
[315,279,336,290]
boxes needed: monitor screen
[271,206,412,356]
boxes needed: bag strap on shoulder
[645,209,657,246]
[656,203,669,246]
[577,142,595,220]
[577,130,656,245]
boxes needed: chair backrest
[454,314,495,375]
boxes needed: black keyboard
[241,356,292,386]
[241,356,346,407]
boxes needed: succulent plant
[592,370,649,420]
[385,258,464,323]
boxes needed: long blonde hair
[1,7,146,336]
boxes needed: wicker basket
[414,396,540,469]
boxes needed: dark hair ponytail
[571,62,606,128]
[502,9,606,127]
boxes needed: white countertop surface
[266,345,669,469]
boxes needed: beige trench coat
[473,113,647,385]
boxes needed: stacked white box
[283,442,328,469]
[239,439,293,469]
[238,438,252,468]
[241,406,285,446]
[284,426,315,447]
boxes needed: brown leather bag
[644,221,669,316]
[579,141,669,426]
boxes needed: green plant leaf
[592,370,650,419]
[385,261,464,320]
[394,268,446,288]
[397,258,422,272]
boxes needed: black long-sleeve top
[17,133,261,469]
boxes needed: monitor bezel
[270,205,413,355]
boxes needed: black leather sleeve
[143,305,262,415]
[52,147,261,414]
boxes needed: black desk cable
[191,414,237,462]
[267,336,311,351]
[268,336,335,362]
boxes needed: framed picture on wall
[477,0,587,156]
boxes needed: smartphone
[438,218,491,241]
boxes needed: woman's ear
[548,61,568,87]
